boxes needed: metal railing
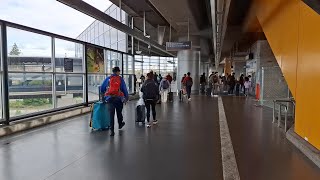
[273,98,295,132]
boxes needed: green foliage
[28,80,52,86]
[10,98,51,109]
[15,110,22,116]
[22,98,50,106]
[10,100,24,108]
[9,43,21,56]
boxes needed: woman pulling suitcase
[140,73,159,127]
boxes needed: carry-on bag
[136,105,146,123]
[179,90,183,101]
[235,83,240,96]
[136,95,146,123]
[206,87,212,96]
[168,92,174,102]
[89,86,111,130]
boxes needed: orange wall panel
[296,2,320,149]
[254,0,320,149]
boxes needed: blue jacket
[100,74,129,101]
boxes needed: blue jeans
[108,97,124,132]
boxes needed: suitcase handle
[98,85,104,102]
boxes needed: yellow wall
[253,0,320,149]
[224,58,232,75]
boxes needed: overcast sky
[0,0,112,56]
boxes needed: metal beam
[56,0,174,57]
[1,23,10,125]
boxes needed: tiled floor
[0,95,319,180]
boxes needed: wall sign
[166,41,192,51]
[64,58,73,72]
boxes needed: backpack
[105,76,124,97]
[142,81,158,100]
[186,78,193,86]
[162,80,170,90]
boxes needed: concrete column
[177,50,200,94]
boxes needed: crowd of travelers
[97,66,251,136]
[200,72,252,96]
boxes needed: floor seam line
[218,96,240,180]
[43,149,93,180]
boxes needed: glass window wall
[0,18,173,123]
[0,25,3,120]
[76,3,128,53]
[135,55,177,78]
[54,38,85,108]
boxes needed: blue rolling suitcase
[89,87,110,130]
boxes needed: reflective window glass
[7,27,52,72]
[9,73,53,117]
[56,74,84,107]
[55,38,84,73]
[88,74,106,102]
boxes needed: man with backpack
[159,76,170,102]
[141,73,159,127]
[100,67,129,136]
[183,72,193,101]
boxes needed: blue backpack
[162,80,170,89]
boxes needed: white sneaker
[188,98,191,101]
[146,123,151,128]
[153,120,158,125]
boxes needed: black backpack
[142,81,159,100]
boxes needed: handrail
[273,98,296,132]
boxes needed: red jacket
[166,75,173,83]
[183,76,193,86]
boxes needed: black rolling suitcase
[206,87,212,96]
[136,105,146,123]
[168,92,174,102]
[179,90,184,101]
[235,83,240,96]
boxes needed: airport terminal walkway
[0,96,319,180]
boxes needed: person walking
[100,67,129,136]
[213,72,219,95]
[200,73,206,94]
[239,74,245,93]
[134,75,137,94]
[154,72,159,84]
[166,73,173,84]
[141,73,159,127]
[140,74,145,86]
[228,73,236,95]
[181,74,187,91]
[159,76,170,103]
[183,72,193,101]
[158,74,163,83]
[244,76,251,96]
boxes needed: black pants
[229,85,235,94]
[144,99,157,122]
[108,97,123,132]
[186,86,192,99]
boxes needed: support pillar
[177,50,200,94]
